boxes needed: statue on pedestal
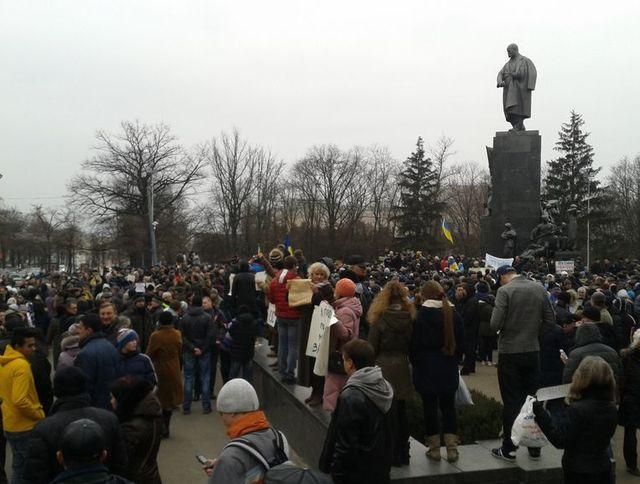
[500,223,517,257]
[497,44,537,131]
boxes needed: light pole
[146,170,158,267]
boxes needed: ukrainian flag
[284,234,294,255]
[441,219,454,244]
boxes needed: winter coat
[32,340,53,415]
[539,324,569,388]
[268,269,301,320]
[119,351,157,385]
[231,271,258,315]
[410,302,464,396]
[367,308,413,400]
[554,303,572,327]
[22,393,128,484]
[320,367,394,484]
[0,345,45,432]
[119,391,163,484]
[477,294,496,338]
[146,326,183,409]
[57,334,81,371]
[534,395,617,474]
[563,323,622,385]
[74,333,122,409]
[180,306,215,354]
[323,297,362,412]
[229,313,258,362]
[103,319,130,347]
[124,307,156,352]
[619,347,640,427]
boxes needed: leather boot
[444,434,459,462]
[425,435,441,461]
[162,410,172,438]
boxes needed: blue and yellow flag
[441,219,454,244]
[284,234,294,255]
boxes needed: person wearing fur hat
[202,379,289,484]
[57,323,82,371]
[116,329,157,386]
[323,278,362,412]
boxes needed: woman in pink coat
[323,278,363,412]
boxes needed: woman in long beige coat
[146,311,183,438]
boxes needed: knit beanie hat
[335,278,357,298]
[269,248,284,263]
[116,328,138,351]
[216,378,260,413]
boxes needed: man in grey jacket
[203,379,289,483]
[490,266,555,462]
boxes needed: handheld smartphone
[195,454,209,466]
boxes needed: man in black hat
[51,419,132,484]
[340,255,373,339]
[490,266,555,462]
[23,366,128,483]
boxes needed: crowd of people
[0,247,640,483]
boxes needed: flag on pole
[441,218,454,244]
[284,234,294,255]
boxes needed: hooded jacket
[320,366,394,484]
[563,323,622,385]
[0,345,45,432]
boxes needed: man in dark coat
[181,295,215,414]
[320,339,394,484]
[74,313,121,409]
[22,367,128,483]
[563,322,622,385]
[231,260,258,317]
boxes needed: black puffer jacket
[534,394,617,474]
[319,376,393,484]
[23,393,128,484]
[180,306,214,354]
[228,312,258,362]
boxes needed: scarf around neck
[226,410,271,439]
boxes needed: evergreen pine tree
[543,110,601,226]
[395,137,444,248]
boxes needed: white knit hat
[216,379,259,413]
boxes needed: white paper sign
[266,303,277,327]
[536,384,570,402]
[485,253,514,269]
[306,301,336,357]
[135,282,145,293]
[555,261,575,273]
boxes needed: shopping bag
[455,373,474,406]
[511,396,549,448]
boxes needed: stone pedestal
[481,131,541,257]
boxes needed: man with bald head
[497,43,537,131]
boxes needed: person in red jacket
[269,256,301,384]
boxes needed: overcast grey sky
[1,0,639,212]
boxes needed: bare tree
[606,155,640,255]
[69,121,205,264]
[445,161,489,255]
[292,145,362,251]
[366,145,399,235]
[205,129,260,251]
[29,206,63,271]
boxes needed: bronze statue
[500,223,517,257]
[497,44,537,131]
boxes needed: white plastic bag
[511,396,549,448]
[455,373,474,406]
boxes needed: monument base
[481,130,541,257]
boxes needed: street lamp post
[147,171,158,267]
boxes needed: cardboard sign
[266,303,277,327]
[555,261,575,273]
[485,253,514,269]
[287,279,313,307]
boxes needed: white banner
[306,301,336,357]
[310,302,339,377]
[266,303,277,327]
[555,261,575,273]
[485,253,514,269]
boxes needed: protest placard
[254,271,267,290]
[306,301,336,357]
[266,303,277,327]
[485,253,514,269]
[555,261,575,273]
[287,279,313,307]
[135,282,145,294]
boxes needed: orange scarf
[226,410,271,439]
